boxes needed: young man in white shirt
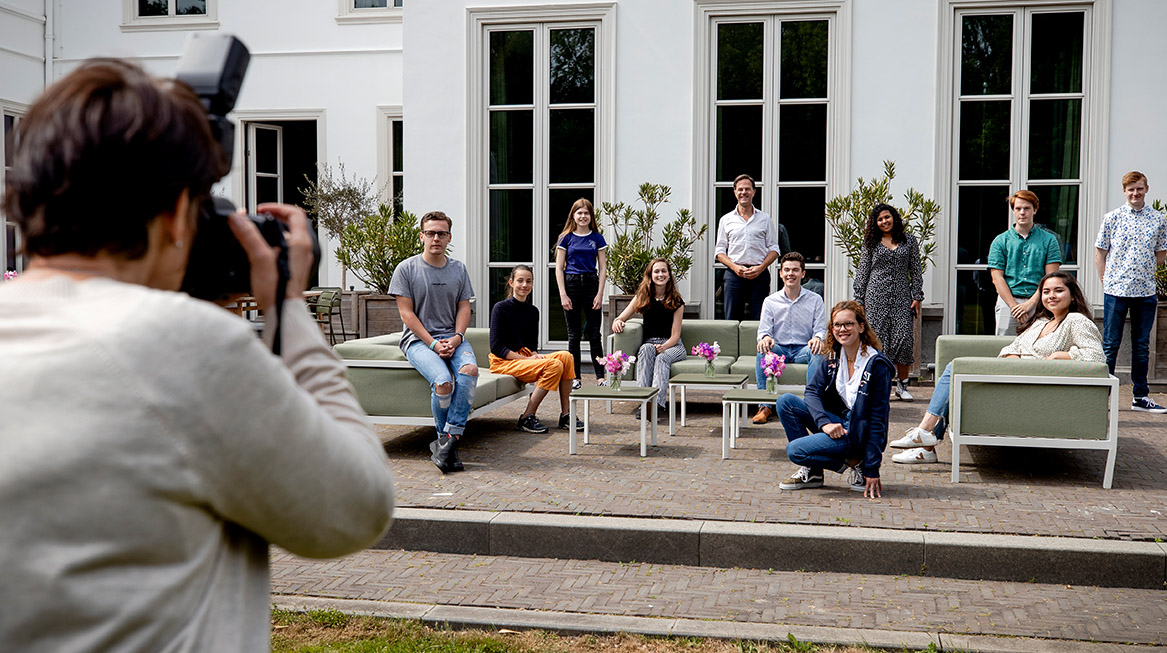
[1094,171,1167,413]
[715,174,781,320]
[751,252,826,424]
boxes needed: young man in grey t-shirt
[388,211,478,472]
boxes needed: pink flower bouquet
[691,341,721,377]
[762,352,786,393]
[598,350,635,388]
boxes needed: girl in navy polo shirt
[554,198,607,389]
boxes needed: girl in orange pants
[488,265,582,433]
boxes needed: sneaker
[1132,396,1167,413]
[778,466,823,490]
[892,447,938,464]
[752,405,773,424]
[571,379,582,390]
[517,414,549,434]
[558,413,584,430]
[889,426,938,449]
[894,379,914,402]
[596,378,607,387]
[848,466,866,492]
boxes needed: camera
[176,33,320,302]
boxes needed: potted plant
[824,160,940,375]
[334,204,423,337]
[597,182,707,328]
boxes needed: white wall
[849,0,941,302]
[53,0,404,288]
[1107,0,1167,209]
[0,0,46,106]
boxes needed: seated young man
[390,211,478,474]
[752,252,826,424]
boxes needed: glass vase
[766,376,777,393]
[704,361,715,378]
[609,373,622,391]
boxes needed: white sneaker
[889,426,938,449]
[894,379,914,402]
[893,447,938,464]
[571,379,582,390]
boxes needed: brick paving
[378,382,1167,541]
[270,547,1167,645]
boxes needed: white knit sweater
[0,276,395,652]
[997,312,1105,361]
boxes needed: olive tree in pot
[301,163,381,333]
[597,182,707,331]
[824,160,939,375]
[334,204,423,337]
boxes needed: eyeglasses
[831,321,858,331]
[421,230,451,239]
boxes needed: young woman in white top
[891,271,1104,463]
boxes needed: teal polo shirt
[986,225,1062,299]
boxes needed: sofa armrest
[950,357,1109,378]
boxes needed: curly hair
[823,300,882,356]
[863,203,906,250]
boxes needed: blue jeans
[774,393,851,475]
[723,268,771,320]
[755,343,823,390]
[405,339,478,437]
[924,363,952,442]
[1103,294,1157,397]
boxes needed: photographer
[0,59,394,650]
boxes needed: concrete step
[378,507,1167,590]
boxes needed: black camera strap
[268,249,291,356]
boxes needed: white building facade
[3,0,1165,348]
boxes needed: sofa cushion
[730,356,808,386]
[950,357,1110,440]
[680,320,740,359]
[935,335,1015,375]
[334,333,406,360]
[738,320,761,355]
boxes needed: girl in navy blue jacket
[773,300,894,498]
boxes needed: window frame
[2,105,28,276]
[694,1,853,314]
[120,0,218,32]
[337,0,403,25]
[467,4,616,337]
[936,0,1111,333]
[376,106,404,212]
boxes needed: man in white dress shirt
[715,174,782,320]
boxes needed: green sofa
[334,328,532,426]
[937,335,1119,489]
[608,319,809,387]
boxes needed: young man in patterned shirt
[1094,171,1167,413]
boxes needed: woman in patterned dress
[853,203,924,401]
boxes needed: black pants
[723,267,771,320]
[564,273,605,379]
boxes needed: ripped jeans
[405,339,478,437]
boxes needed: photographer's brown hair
[4,59,227,260]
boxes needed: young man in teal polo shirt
[987,190,1062,336]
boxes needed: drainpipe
[42,0,54,88]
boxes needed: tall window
[3,112,23,275]
[338,0,402,24]
[710,16,832,316]
[391,118,404,215]
[136,0,206,16]
[952,8,1089,334]
[485,24,599,344]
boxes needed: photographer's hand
[258,202,314,298]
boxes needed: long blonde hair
[555,198,595,247]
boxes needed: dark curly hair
[863,203,906,250]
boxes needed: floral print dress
[853,233,924,365]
